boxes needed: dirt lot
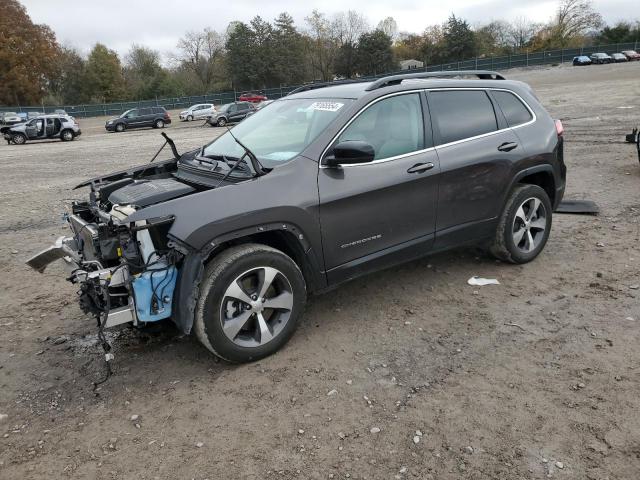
[1,63,639,480]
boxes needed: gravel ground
[1,62,639,480]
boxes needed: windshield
[119,109,133,118]
[202,98,352,167]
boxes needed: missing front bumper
[26,236,80,273]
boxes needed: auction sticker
[309,101,344,112]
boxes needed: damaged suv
[2,114,81,144]
[27,71,566,363]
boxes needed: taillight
[555,119,564,137]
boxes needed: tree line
[1,0,638,106]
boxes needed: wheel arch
[511,165,556,206]
[172,223,326,335]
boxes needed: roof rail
[287,78,370,96]
[364,70,505,91]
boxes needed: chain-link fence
[2,41,638,118]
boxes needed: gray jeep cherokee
[27,71,566,363]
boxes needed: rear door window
[429,90,498,145]
[492,91,533,127]
[337,93,424,161]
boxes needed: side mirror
[324,140,375,167]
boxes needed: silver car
[1,112,22,126]
[179,103,215,121]
[2,114,81,144]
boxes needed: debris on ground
[468,276,500,286]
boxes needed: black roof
[286,70,509,100]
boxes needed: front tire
[194,244,306,363]
[154,119,165,129]
[187,115,193,122]
[217,117,227,127]
[115,123,125,133]
[490,184,552,264]
[61,129,74,141]
[12,133,26,145]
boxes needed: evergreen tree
[356,30,396,76]
[443,15,475,61]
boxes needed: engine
[65,177,191,330]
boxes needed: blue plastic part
[131,266,177,323]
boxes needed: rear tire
[194,244,306,363]
[490,184,552,264]
[12,133,26,145]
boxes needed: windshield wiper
[224,126,267,176]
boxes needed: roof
[286,71,510,101]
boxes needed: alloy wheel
[512,197,547,253]
[219,266,294,348]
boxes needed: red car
[622,50,640,61]
[238,92,268,103]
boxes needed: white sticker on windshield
[309,101,344,112]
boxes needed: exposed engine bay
[26,133,259,342]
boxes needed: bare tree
[332,10,369,47]
[509,17,540,50]
[305,10,338,81]
[377,16,398,41]
[177,28,225,90]
[552,0,603,46]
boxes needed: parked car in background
[54,109,67,115]
[590,53,613,64]
[105,106,171,132]
[27,111,44,119]
[205,101,255,127]
[572,55,592,66]
[622,50,640,61]
[179,104,215,121]
[2,114,81,144]
[611,53,628,63]
[0,112,23,125]
[238,92,267,103]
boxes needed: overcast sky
[20,0,636,59]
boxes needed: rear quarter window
[430,90,498,145]
[492,91,533,127]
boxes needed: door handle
[407,162,435,174]
[497,142,518,152]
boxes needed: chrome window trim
[429,88,536,150]
[320,87,536,168]
[319,90,428,168]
